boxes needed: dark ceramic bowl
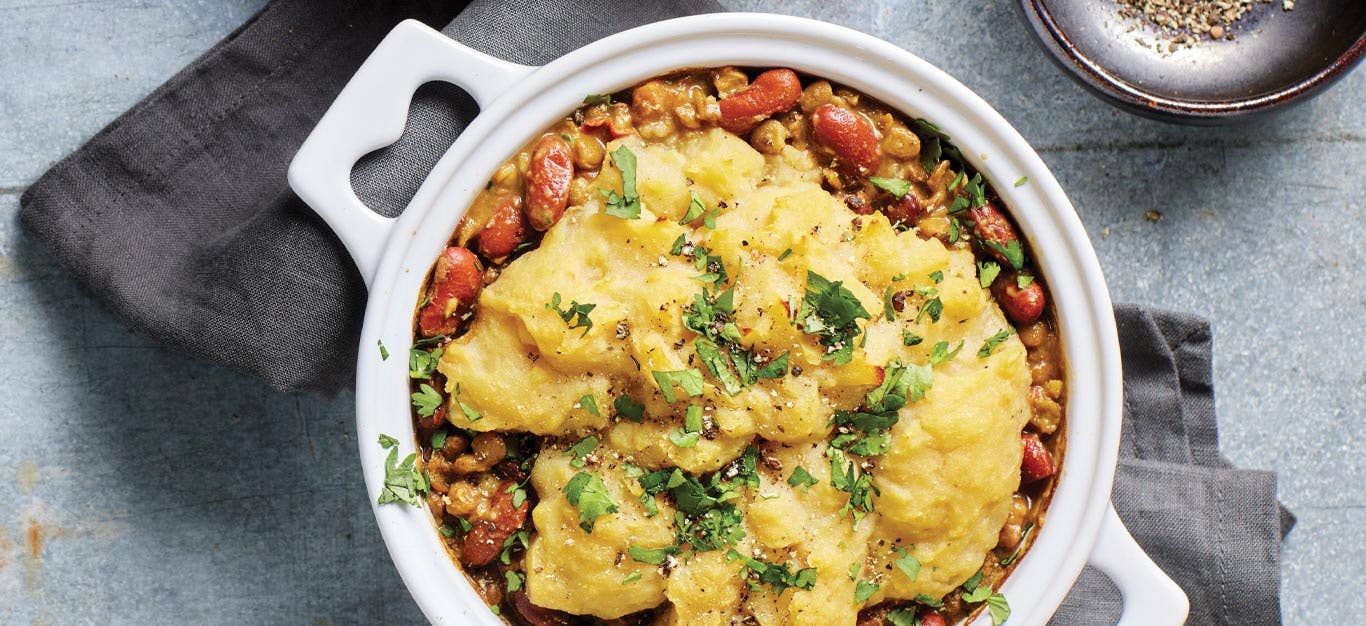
[1020,0,1366,124]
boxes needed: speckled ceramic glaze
[289,15,1187,625]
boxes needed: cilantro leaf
[628,544,679,565]
[999,522,1034,566]
[377,441,427,507]
[962,569,985,592]
[985,239,1025,271]
[788,466,818,490]
[978,260,1001,289]
[505,570,524,592]
[431,429,448,450]
[985,592,1011,625]
[902,331,923,346]
[582,93,612,106]
[602,146,641,219]
[777,248,793,261]
[564,435,600,468]
[869,177,911,198]
[894,547,921,581]
[887,609,919,626]
[977,328,1015,358]
[1014,175,1029,187]
[884,285,897,321]
[409,347,443,379]
[855,579,880,603]
[622,572,642,584]
[755,352,790,379]
[546,292,596,336]
[578,394,601,416]
[614,394,645,422]
[797,271,871,365]
[1017,274,1035,288]
[929,340,964,366]
[913,287,943,324]
[411,383,443,417]
[725,549,818,595]
[561,471,618,532]
[652,368,705,403]
[377,340,390,360]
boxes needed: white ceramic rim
[289,13,1188,626]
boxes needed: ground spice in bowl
[1115,0,1297,51]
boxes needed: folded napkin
[1052,305,1293,625]
[18,0,1291,623]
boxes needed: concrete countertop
[0,0,1360,623]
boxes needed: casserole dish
[287,15,1189,626]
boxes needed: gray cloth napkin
[17,0,1291,623]
[1052,305,1293,625]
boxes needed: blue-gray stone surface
[0,0,1360,623]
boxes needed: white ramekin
[288,15,1188,626]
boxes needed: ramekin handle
[1088,505,1190,625]
[287,19,533,287]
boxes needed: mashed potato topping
[436,128,1032,624]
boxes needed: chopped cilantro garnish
[916,593,946,608]
[777,247,793,261]
[978,328,1015,358]
[962,569,985,592]
[797,271,871,366]
[602,146,641,219]
[827,448,877,520]
[883,285,897,321]
[914,287,943,324]
[622,571,642,584]
[963,584,1011,625]
[651,368,705,403]
[564,435,599,468]
[409,347,442,379]
[431,429,448,450]
[978,260,1001,289]
[831,360,931,457]
[614,394,645,422]
[577,394,600,416]
[669,233,688,255]
[546,292,596,336]
[985,239,1025,271]
[788,466,818,491]
[726,549,818,594]
[628,544,679,565]
[894,546,921,581]
[681,190,721,228]
[561,471,618,532]
[377,435,427,506]
[902,331,923,346]
[377,339,389,360]
[929,340,964,365]
[505,570,524,592]
[869,177,911,198]
[669,430,701,448]
[930,270,944,283]
[1017,274,1035,288]
[1014,175,1029,187]
[411,383,442,417]
[582,93,612,106]
[855,579,880,603]
[887,609,919,626]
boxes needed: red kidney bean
[510,591,575,626]
[920,612,947,626]
[477,196,527,260]
[993,275,1046,325]
[1021,433,1055,484]
[883,192,923,226]
[417,246,483,337]
[462,480,530,567]
[967,201,1020,266]
[526,136,573,231]
[719,68,803,133]
[811,104,882,174]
